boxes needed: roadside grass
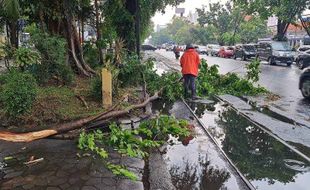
[0,75,146,130]
[0,77,103,129]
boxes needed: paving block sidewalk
[0,139,145,190]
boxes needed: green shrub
[90,75,102,101]
[83,42,100,69]
[26,26,74,85]
[118,55,142,87]
[246,58,261,83]
[13,47,41,70]
[0,71,38,117]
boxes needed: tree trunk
[95,0,104,64]
[125,0,138,53]
[8,21,18,48]
[135,0,141,58]
[81,18,85,44]
[275,20,289,41]
[63,0,95,76]
[72,18,96,74]
[0,92,160,142]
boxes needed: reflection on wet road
[152,100,250,190]
[188,99,310,190]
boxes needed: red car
[219,46,234,58]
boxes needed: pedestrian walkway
[0,139,144,190]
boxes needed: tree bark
[81,18,85,44]
[275,20,289,41]
[7,21,18,48]
[0,92,160,142]
[135,0,141,58]
[63,0,95,76]
[95,0,104,64]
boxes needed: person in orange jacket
[180,44,200,100]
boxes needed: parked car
[219,46,234,58]
[207,44,221,56]
[299,68,310,99]
[196,46,208,55]
[256,41,294,66]
[141,44,157,51]
[234,44,257,61]
[294,45,310,62]
[165,44,175,51]
[296,49,310,69]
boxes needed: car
[295,45,310,61]
[207,44,221,56]
[141,44,157,51]
[299,68,310,99]
[218,46,234,58]
[256,41,294,66]
[296,49,310,69]
[165,44,175,51]
[196,45,208,55]
[234,44,257,61]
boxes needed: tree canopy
[235,0,310,41]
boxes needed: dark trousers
[183,74,196,98]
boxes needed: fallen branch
[24,158,44,165]
[75,95,89,109]
[0,91,160,142]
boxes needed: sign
[175,8,185,14]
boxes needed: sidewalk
[0,139,145,190]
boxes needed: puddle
[151,100,250,190]
[187,99,310,190]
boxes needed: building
[186,11,198,24]
[266,15,310,46]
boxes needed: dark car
[141,44,157,51]
[234,44,257,61]
[296,49,310,69]
[256,41,294,66]
[295,46,310,61]
[299,68,310,99]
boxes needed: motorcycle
[175,51,180,60]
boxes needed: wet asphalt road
[154,50,310,124]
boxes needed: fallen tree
[0,91,160,142]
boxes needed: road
[153,49,310,125]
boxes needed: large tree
[235,0,310,41]
[103,0,185,55]
[239,17,270,43]
[1,0,20,48]
[19,0,95,76]
[196,2,239,45]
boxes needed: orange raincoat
[180,49,200,77]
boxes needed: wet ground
[0,139,145,190]
[185,98,310,190]
[151,100,251,190]
[154,50,310,125]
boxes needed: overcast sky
[152,0,227,26]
